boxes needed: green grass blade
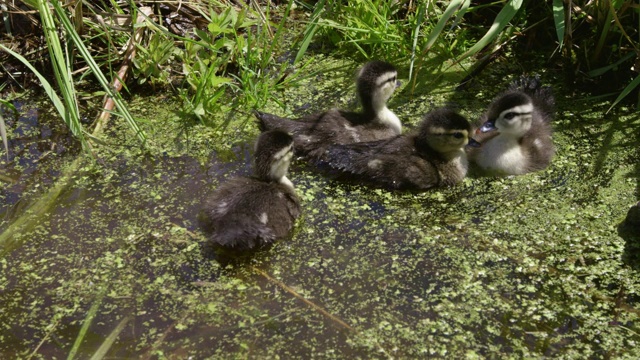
[587,52,636,77]
[450,0,471,30]
[51,0,147,144]
[0,96,16,161]
[37,0,85,146]
[67,289,106,360]
[552,0,565,49]
[89,315,132,360]
[593,7,613,62]
[457,0,523,61]
[607,73,640,113]
[0,92,16,161]
[409,1,426,80]
[295,0,326,64]
[0,44,67,128]
[423,0,466,54]
[264,0,295,67]
[0,113,6,161]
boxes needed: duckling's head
[357,60,399,113]
[253,130,295,187]
[418,108,478,157]
[480,92,534,137]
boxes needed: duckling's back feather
[255,109,397,159]
[318,135,441,190]
[201,177,301,249]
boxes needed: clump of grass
[2,0,638,143]
[173,1,308,126]
[552,0,640,110]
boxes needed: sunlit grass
[0,96,14,161]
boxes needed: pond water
[1,62,639,358]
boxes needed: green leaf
[552,0,565,49]
[0,44,67,130]
[424,0,467,54]
[607,73,640,113]
[67,288,106,360]
[457,0,523,61]
[295,0,326,64]
[89,316,132,360]
[587,52,636,77]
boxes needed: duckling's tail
[254,110,307,134]
[253,110,272,132]
[510,75,555,122]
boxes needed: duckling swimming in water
[470,75,555,175]
[200,130,301,250]
[255,60,402,159]
[316,108,480,190]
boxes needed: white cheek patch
[375,71,397,86]
[497,104,533,134]
[269,147,293,182]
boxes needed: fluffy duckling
[470,75,555,175]
[200,130,301,250]
[317,108,480,190]
[255,60,402,159]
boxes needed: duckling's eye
[452,133,464,139]
[504,112,517,120]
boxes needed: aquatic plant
[175,0,311,125]
[1,0,146,151]
[300,0,638,108]
[2,0,637,136]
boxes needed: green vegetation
[2,0,638,145]
[0,1,639,358]
[0,73,638,357]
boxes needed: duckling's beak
[396,80,402,88]
[479,120,497,133]
[466,137,481,148]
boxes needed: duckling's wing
[521,125,555,172]
[290,110,367,158]
[254,110,321,133]
[320,136,404,164]
[319,137,440,190]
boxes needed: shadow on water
[620,202,640,271]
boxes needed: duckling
[255,60,402,159]
[200,130,301,250]
[470,75,555,175]
[316,108,480,190]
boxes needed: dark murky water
[1,91,639,358]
